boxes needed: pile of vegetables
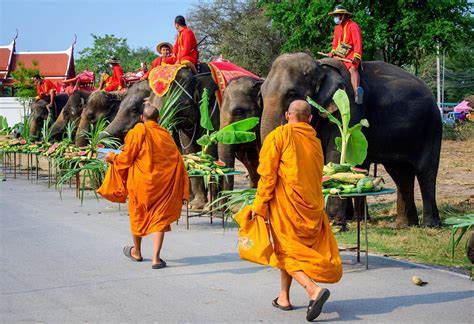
[183,153,233,176]
[322,162,384,195]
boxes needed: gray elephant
[218,76,263,190]
[75,91,122,147]
[50,90,91,139]
[260,53,442,228]
[29,93,69,140]
[102,65,219,210]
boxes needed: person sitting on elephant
[169,15,198,74]
[33,75,56,112]
[327,5,364,104]
[99,57,124,92]
[141,42,175,80]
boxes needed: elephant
[29,93,69,140]
[75,91,122,147]
[50,90,91,139]
[102,64,219,210]
[218,76,263,191]
[260,53,442,228]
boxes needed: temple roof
[0,36,76,86]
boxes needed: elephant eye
[232,108,246,117]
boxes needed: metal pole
[365,199,369,270]
[441,48,446,111]
[436,43,442,116]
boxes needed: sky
[0,0,195,55]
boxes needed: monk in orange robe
[105,104,189,269]
[251,100,342,321]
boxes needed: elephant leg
[384,163,418,227]
[416,167,441,227]
[237,148,260,188]
[181,131,208,211]
[352,197,369,221]
[326,197,351,230]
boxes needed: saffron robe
[105,64,124,91]
[109,121,189,236]
[172,26,198,65]
[331,19,362,70]
[252,123,342,283]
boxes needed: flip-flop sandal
[123,246,143,262]
[152,258,167,269]
[272,297,293,311]
[306,288,330,322]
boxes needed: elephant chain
[178,122,198,151]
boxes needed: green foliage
[209,188,257,224]
[75,34,155,81]
[260,0,474,69]
[197,93,259,155]
[20,114,32,142]
[82,118,121,151]
[188,0,284,76]
[41,115,53,144]
[307,89,368,165]
[444,214,474,260]
[158,86,186,133]
[64,119,77,143]
[0,116,9,134]
[11,60,39,98]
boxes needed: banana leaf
[444,214,474,260]
[219,117,259,132]
[199,88,214,131]
[307,96,342,128]
[332,89,350,131]
[214,131,256,145]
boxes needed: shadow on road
[324,290,474,321]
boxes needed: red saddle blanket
[148,64,186,97]
[208,60,259,106]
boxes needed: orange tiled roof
[0,38,76,86]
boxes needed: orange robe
[109,121,189,236]
[252,123,342,283]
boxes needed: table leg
[27,153,30,180]
[357,212,360,263]
[365,199,369,270]
[13,152,16,179]
[186,204,189,230]
[36,155,39,182]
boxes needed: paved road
[1,177,473,323]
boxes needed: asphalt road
[1,177,473,323]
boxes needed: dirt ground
[233,138,474,213]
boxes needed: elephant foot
[422,219,442,228]
[188,197,208,211]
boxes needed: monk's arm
[252,133,281,218]
[110,128,143,170]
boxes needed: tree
[260,0,474,71]
[75,34,155,80]
[11,60,39,98]
[187,0,285,76]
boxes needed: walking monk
[251,100,342,321]
[105,104,189,269]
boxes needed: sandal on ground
[123,246,143,262]
[306,288,330,322]
[152,258,167,269]
[272,297,293,311]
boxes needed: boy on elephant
[327,5,364,104]
[33,74,56,112]
[141,41,175,80]
[170,15,198,74]
[99,57,124,92]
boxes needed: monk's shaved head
[287,100,312,123]
[142,104,160,122]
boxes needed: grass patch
[334,201,473,273]
[442,122,474,141]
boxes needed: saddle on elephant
[148,64,188,97]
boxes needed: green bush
[442,122,474,141]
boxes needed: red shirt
[331,19,362,61]
[36,79,55,98]
[172,26,198,65]
[105,64,124,91]
[142,56,176,80]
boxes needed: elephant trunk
[218,142,236,191]
[50,114,66,139]
[29,117,41,141]
[75,117,90,147]
[260,96,285,142]
[102,121,126,141]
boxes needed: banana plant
[197,89,259,156]
[307,89,369,166]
